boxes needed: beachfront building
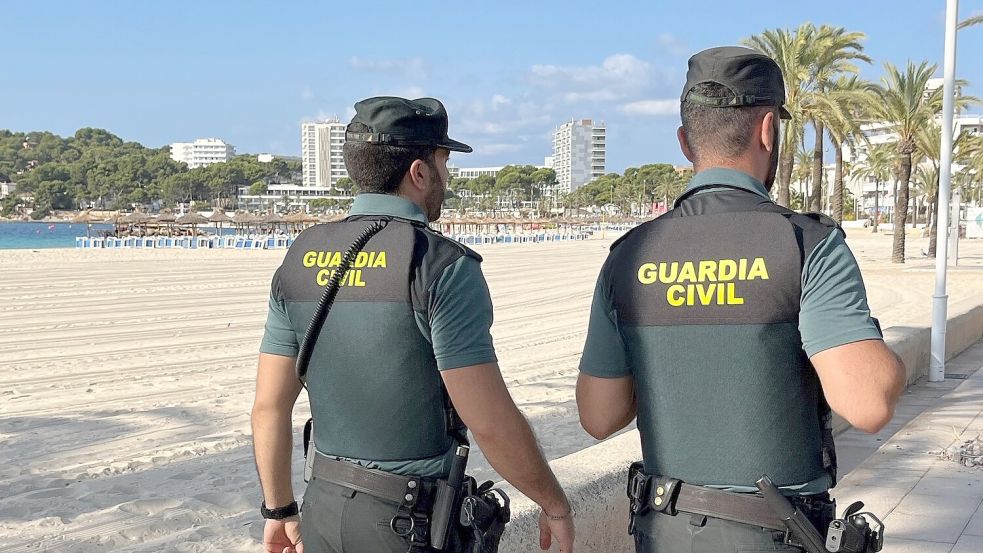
[0,182,15,199]
[302,119,349,189]
[237,183,349,212]
[449,166,505,180]
[836,114,983,219]
[552,119,605,194]
[169,138,236,169]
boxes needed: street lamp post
[930,0,960,382]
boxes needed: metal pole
[930,0,959,382]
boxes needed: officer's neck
[693,156,768,186]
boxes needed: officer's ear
[760,110,778,154]
[406,157,432,193]
[677,126,696,163]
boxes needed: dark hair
[680,82,773,162]
[342,122,436,194]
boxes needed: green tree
[867,61,943,263]
[854,143,896,233]
[248,181,268,196]
[335,177,354,195]
[959,14,983,29]
[821,75,872,222]
[803,25,871,213]
[743,24,813,207]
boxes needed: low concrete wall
[496,301,983,552]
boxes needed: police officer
[252,96,574,553]
[575,47,907,552]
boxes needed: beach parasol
[155,208,177,236]
[259,211,285,233]
[177,210,208,235]
[208,210,232,236]
[232,210,257,234]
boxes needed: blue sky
[3,1,982,171]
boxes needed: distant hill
[0,128,299,218]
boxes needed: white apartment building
[302,119,349,188]
[839,114,983,217]
[169,138,235,169]
[552,119,605,193]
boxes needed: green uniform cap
[346,96,473,153]
[682,46,792,120]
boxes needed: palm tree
[803,26,871,213]
[866,61,943,263]
[821,76,872,222]
[793,147,813,202]
[959,15,983,29]
[854,144,895,233]
[653,172,685,208]
[743,25,812,207]
[963,138,983,206]
[914,122,978,257]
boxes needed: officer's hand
[263,516,303,553]
[538,510,575,552]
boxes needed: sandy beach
[1,229,982,552]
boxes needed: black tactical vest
[607,185,840,488]
[272,215,481,461]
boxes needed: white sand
[1,230,982,552]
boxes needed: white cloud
[621,99,678,116]
[528,54,654,104]
[562,90,621,103]
[491,94,512,109]
[349,56,428,78]
[478,143,524,155]
[387,86,425,99]
[656,33,689,57]
[453,95,551,137]
[531,54,649,87]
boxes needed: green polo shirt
[260,193,497,477]
[579,168,882,493]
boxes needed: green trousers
[632,509,833,553]
[301,478,415,553]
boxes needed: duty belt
[311,452,434,505]
[626,462,833,535]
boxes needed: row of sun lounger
[75,235,292,249]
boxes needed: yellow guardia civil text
[636,258,769,306]
[302,250,388,287]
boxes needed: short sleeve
[259,287,300,357]
[427,256,498,371]
[578,265,630,378]
[799,232,883,358]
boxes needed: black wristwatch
[261,500,299,520]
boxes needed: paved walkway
[831,341,983,553]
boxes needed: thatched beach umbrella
[177,210,208,235]
[155,208,177,236]
[318,212,347,223]
[260,211,285,233]
[120,209,151,235]
[122,209,151,225]
[209,209,232,236]
[232,210,257,234]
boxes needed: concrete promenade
[832,341,983,553]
